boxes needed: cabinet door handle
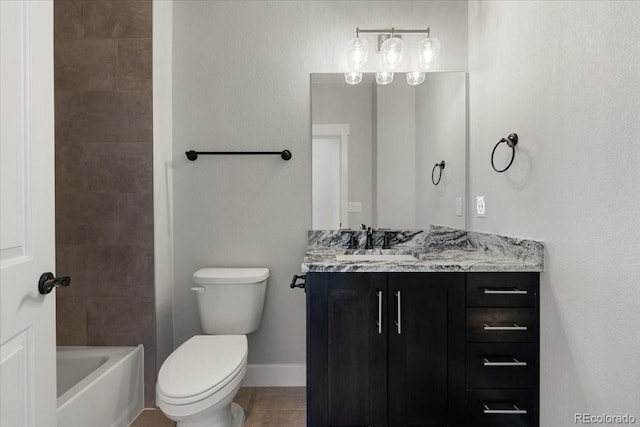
[483,403,527,415]
[376,290,383,335]
[395,290,402,335]
[483,323,528,331]
[483,288,528,295]
[483,357,527,367]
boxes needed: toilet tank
[192,268,268,335]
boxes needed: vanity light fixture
[345,35,369,84]
[380,35,404,69]
[418,34,441,70]
[406,71,426,86]
[344,71,363,85]
[375,71,394,85]
[345,27,440,86]
[347,35,369,70]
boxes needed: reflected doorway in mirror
[312,124,349,229]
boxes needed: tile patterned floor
[131,387,306,427]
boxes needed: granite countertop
[301,225,544,273]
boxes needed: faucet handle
[382,231,397,249]
[341,230,358,249]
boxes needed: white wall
[468,1,640,424]
[415,72,467,229]
[170,0,468,377]
[153,0,174,375]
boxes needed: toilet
[157,268,269,427]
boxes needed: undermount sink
[335,254,418,262]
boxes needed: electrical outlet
[455,197,463,216]
[476,196,486,217]
[348,202,362,213]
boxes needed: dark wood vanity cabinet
[306,272,465,427]
[387,273,466,427]
[306,273,387,427]
[306,271,540,427]
[465,273,540,427]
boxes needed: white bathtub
[57,346,144,427]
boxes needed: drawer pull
[395,290,402,335]
[376,290,383,335]
[483,288,528,295]
[483,323,528,331]
[483,404,527,415]
[483,357,527,367]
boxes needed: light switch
[476,196,486,217]
[348,202,362,213]
[455,197,463,216]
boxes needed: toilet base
[175,402,245,427]
[231,403,245,427]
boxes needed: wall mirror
[311,72,467,230]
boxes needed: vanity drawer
[467,273,537,308]
[467,308,537,342]
[466,343,536,389]
[466,389,537,427]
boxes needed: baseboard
[241,364,306,387]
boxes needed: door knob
[38,272,71,295]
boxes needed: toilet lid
[193,268,269,285]
[158,335,247,399]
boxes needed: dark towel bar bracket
[491,133,518,173]
[185,150,292,161]
[432,160,445,185]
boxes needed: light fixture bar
[356,27,430,36]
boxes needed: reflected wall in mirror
[311,72,467,230]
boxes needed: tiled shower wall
[54,0,155,406]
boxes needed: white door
[0,1,57,426]
[312,137,341,229]
[311,124,350,229]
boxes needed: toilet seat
[157,335,247,406]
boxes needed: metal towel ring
[432,161,445,185]
[491,133,518,173]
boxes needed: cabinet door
[388,273,465,427]
[307,273,388,427]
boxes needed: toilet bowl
[157,268,269,427]
[157,335,247,427]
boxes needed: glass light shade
[375,71,394,85]
[418,36,441,69]
[380,36,404,69]
[406,71,425,86]
[347,37,369,70]
[344,71,363,85]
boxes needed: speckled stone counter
[302,225,544,273]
